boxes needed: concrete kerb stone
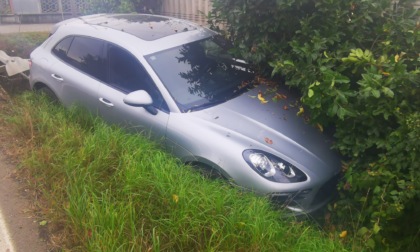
[0,24,53,34]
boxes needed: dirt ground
[0,151,49,252]
[0,80,49,252]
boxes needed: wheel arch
[32,81,49,91]
[184,157,232,180]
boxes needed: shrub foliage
[209,0,419,250]
[84,0,162,14]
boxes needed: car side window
[107,44,168,112]
[52,36,74,61]
[65,36,107,82]
[108,45,145,93]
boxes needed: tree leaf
[367,238,376,249]
[373,222,381,234]
[356,49,364,58]
[316,123,324,132]
[371,89,381,98]
[308,89,314,98]
[258,92,268,104]
[382,87,394,98]
[283,60,294,66]
[337,107,346,120]
[357,227,369,236]
[297,106,304,116]
[172,194,179,204]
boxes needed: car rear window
[52,36,73,60]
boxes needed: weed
[0,32,48,58]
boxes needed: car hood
[192,84,341,174]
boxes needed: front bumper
[270,174,340,214]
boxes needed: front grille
[271,189,312,208]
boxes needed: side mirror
[123,90,158,115]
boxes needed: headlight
[243,149,307,183]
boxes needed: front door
[97,44,169,140]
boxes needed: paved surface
[0,151,48,252]
[0,24,53,34]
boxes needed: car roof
[53,14,203,41]
[51,14,215,54]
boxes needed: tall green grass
[4,93,346,251]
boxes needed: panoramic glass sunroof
[83,14,198,41]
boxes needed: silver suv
[30,14,341,213]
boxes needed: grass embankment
[0,32,49,57]
[0,93,347,251]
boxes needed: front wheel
[190,163,225,180]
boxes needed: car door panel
[98,85,169,140]
[97,43,169,140]
[48,35,106,112]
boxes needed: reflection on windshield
[146,37,254,112]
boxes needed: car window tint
[52,36,74,61]
[146,37,253,112]
[66,36,107,82]
[108,45,144,93]
[108,45,168,111]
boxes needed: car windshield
[146,36,254,112]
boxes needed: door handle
[99,97,114,107]
[51,74,64,81]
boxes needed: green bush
[209,0,419,250]
[83,0,135,13]
[83,0,162,14]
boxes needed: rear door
[50,36,107,112]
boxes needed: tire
[190,163,225,180]
[37,86,58,103]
